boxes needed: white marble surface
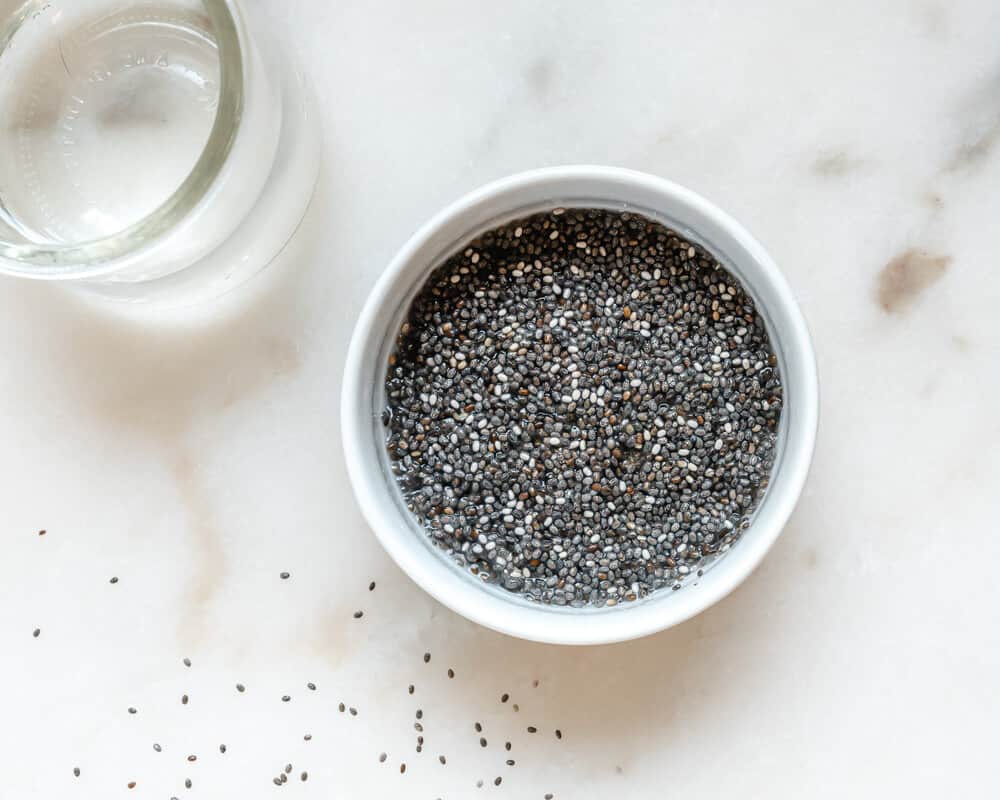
[3,0,1000,797]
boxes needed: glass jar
[0,0,320,305]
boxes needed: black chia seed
[383,208,783,606]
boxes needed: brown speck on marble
[172,451,227,650]
[802,549,819,570]
[812,149,865,178]
[876,249,950,313]
[923,192,944,212]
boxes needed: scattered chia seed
[109,577,118,584]
[414,722,424,732]
[185,779,192,789]
[32,628,40,638]
[280,572,290,580]
[447,668,455,679]
[500,693,509,703]
[495,777,502,786]
[282,695,291,702]
[273,777,282,787]
[423,652,431,663]
[183,658,191,667]
[384,208,783,606]
[307,682,316,691]
[408,685,415,695]
[187,755,197,762]
[220,744,227,754]
[555,729,562,739]
[533,680,540,688]
[527,726,537,734]
[439,755,446,765]
[236,683,245,693]
[479,737,487,748]
[369,581,376,591]
[512,704,519,712]
[546,794,554,799]
[353,610,364,619]
[506,759,515,766]
[400,763,406,774]
[153,743,162,752]
[73,768,80,777]
[128,781,136,789]
[379,753,387,763]
[416,709,423,719]
[128,707,137,714]
[505,742,511,751]
[285,764,292,775]
[474,722,482,732]
[39,529,46,536]
[349,707,358,716]
[301,772,308,782]
[304,735,312,742]
[338,703,346,712]
[476,780,483,788]
[181,694,188,705]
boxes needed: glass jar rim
[0,0,246,278]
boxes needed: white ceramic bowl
[342,166,818,645]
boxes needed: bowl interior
[343,167,817,644]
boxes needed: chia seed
[384,208,782,606]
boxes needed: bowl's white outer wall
[342,166,819,645]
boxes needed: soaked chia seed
[384,208,783,607]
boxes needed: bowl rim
[342,165,819,645]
